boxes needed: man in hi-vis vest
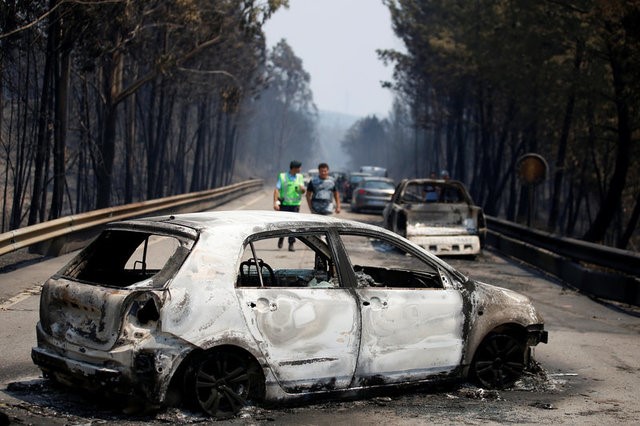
[273,160,306,251]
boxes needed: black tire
[186,349,264,419]
[471,333,526,389]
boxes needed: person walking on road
[306,162,341,215]
[274,160,306,251]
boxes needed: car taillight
[357,188,366,195]
[127,292,161,326]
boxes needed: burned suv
[32,211,544,419]
[383,179,487,256]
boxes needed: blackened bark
[49,44,70,220]
[27,5,55,226]
[548,40,583,232]
[617,192,640,249]
[583,41,632,242]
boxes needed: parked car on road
[383,179,487,256]
[350,176,395,213]
[32,211,546,419]
[343,171,371,202]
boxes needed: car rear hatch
[39,279,148,350]
[38,221,197,351]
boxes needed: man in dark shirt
[306,163,341,215]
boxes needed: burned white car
[32,211,546,419]
[383,179,487,256]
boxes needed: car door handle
[362,298,388,309]
[247,299,277,312]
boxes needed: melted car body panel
[39,277,133,350]
[157,230,249,345]
[460,279,546,368]
[236,287,359,392]
[355,288,464,383]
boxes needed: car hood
[471,280,543,323]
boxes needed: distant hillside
[312,110,360,172]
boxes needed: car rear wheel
[186,349,264,419]
[471,333,526,389]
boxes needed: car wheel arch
[466,324,529,389]
[170,344,267,417]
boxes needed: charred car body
[383,179,487,256]
[32,211,545,418]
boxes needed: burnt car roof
[115,210,381,235]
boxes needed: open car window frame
[236,230,343,289]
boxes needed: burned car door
[235,232,360,393]
[338,231,465,385]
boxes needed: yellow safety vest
[279,173,304,206]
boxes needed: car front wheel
[471,333,526,389]
[186,349,264,419]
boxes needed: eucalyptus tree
[73,0,267,208]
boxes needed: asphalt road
[1,189,639,425]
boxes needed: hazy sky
[263,0,403,118]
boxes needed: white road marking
[0,285,41,310]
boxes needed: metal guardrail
[486,216,640,306]
[486,216,640,277]
[0,179,263,257]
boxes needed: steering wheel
[240,258,276,286]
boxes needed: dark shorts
[280,204,300,213]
